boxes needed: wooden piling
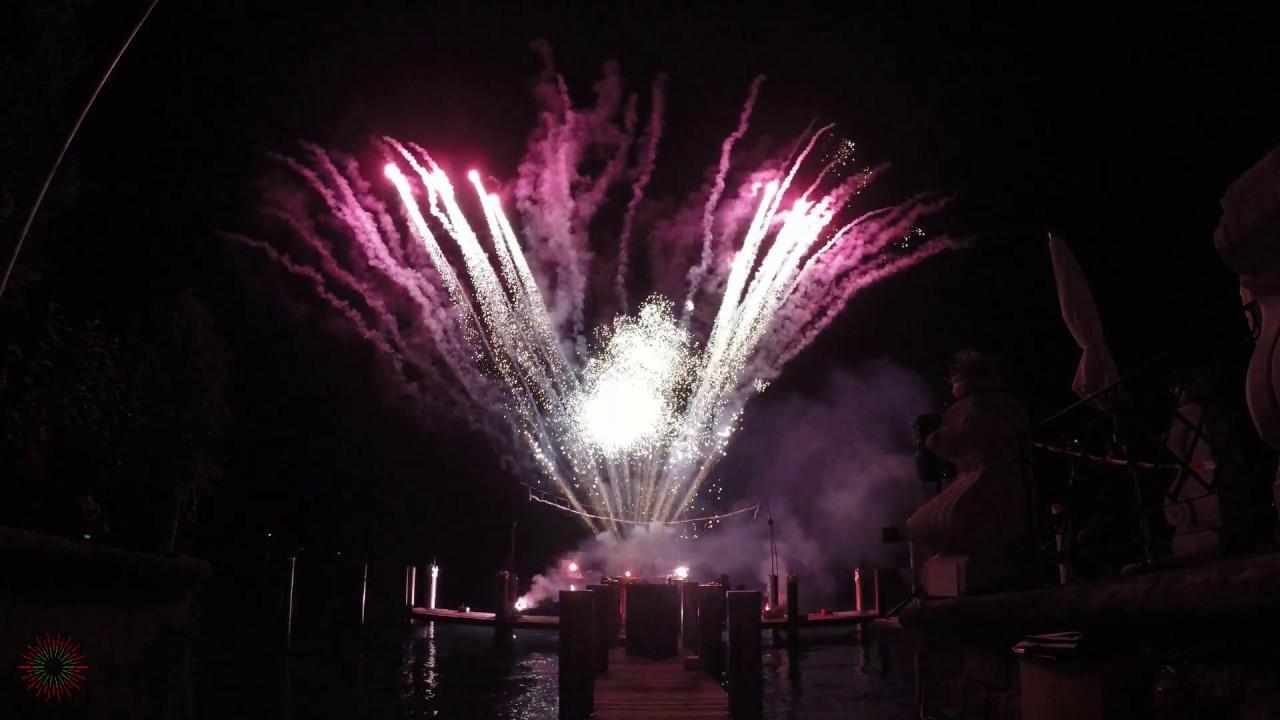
[624,583,679,659]
[494,570,511,645]
[680,581,700,652]
[698,586,725,679]
[726,590,763,719]
[786,573,800,630]
[559,590,595,720]
[587,584,612,673]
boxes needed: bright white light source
[674,566,689,580]
[568,561,579,573]
[575,302,694,454]
[514,599,528,612]
[569,584,576,591]
[624,570,631,578]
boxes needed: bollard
[587,585,612,673]
[767,574,779,613]
[559,590,595,719]
[726,591,763,719]
[428,562,439,610]
[698,587,725,679]
[508,572,519,611]
[680,581,700,652]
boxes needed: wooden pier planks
[594,647,726,719]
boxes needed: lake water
[199,618,915,719]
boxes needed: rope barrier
[525,485,760,525]
[1032,442,1215,471]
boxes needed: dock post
[587,585,612,673]
[508,572,519,611]
[786,573,800,632]
[494,570,511,644]
[768,574,779,612]
[719,573,730,594]
[726,590,763,719]
[428,562,438,609]
[698,586,725,679]
[559,590,595,719]
[680,581,699,652]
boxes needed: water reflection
[391,624,558,719]
[762,632,915,720]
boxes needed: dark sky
[7,2,1279,601]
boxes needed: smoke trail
[682,75,766,325]
[615,74,667,312]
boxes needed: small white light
[568,561,579,573]
[674,566,689,580]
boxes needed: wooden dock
[408,606,559,630]
[409,605,876,630]
[594,647,726,719]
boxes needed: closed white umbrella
[1049,233,1120,406]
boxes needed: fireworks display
[237,49,959,533]
[18,633,89,701]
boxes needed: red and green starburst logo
[17,633,89,701]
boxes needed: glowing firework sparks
[239,51,961,533]
[18,634,89,701]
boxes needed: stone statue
[906,350,1031,592]
[1213,143,1280,523]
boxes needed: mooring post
[508,572,519,611]
[428,562,439,610]
[587,585,612,673]
[494,570,510,621]
[559,590,595,719]
[727,590,763,719]
[768,574,779,613]
[698,585,725,679]
[785,572,800,639]
[680,581,700,652]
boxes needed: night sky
[6,2,1279,602]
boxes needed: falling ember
[241,51,960,534]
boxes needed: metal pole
[286,555,297,651]
[360,562,368,624]
[0,0,161,302]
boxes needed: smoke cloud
[519,360,934,611]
